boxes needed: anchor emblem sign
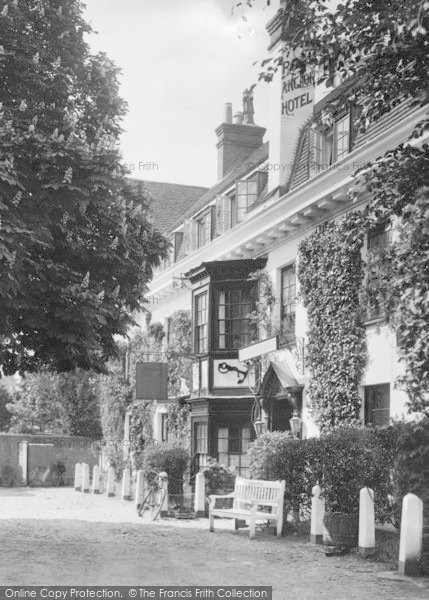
[217,361,249,385]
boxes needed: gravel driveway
[0,487,427,600]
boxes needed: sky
[83,0,277,188]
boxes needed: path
[0,488,427,599]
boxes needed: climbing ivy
[298,213,367,432]
[355,144,429,414]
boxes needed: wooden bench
[209,477,286,539]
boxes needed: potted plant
[319,428,368,549]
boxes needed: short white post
[398,493,423,576]
[74,463,82,491]
[194,471,206,518]
[359,487,375,556]
[81,463,90,493]
[310,484,325,544]
[122,467,132,501]
[92,465,100,494]
[106,467,115,497]
[135,470,145,510]
[159,471,169,517]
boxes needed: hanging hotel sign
[238,335,279,362]
[135,362,168,401]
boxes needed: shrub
[248,426,398,522]
[318,427,395,518]
[249,432,323,516]
[391,417,429,527]
[202,458,236,496]
[1,464,22,487]
[143,443,190,494]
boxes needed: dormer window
[313,113,350,172]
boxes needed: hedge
[248,419,429,525]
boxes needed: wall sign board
[135,362,168,401]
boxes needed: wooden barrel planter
[323,512,359,547]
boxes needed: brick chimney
[216,92,266,181]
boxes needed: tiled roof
[169,141,269,232]
[128,179,208,234]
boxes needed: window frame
[313,112,351,172]
[364,384,390,426]
[194,291,208,354]
[280,263,296,345]
[364,223,392,321]
[196,211,212,249]
[214,283,257,351]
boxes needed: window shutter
[215,195,231,236]
[237,181,247,222]
[183,220,197,255]
[174,231,184,262]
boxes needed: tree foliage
[241,0,428,129]
[0,385,12,431]
[0,0,167,375]
[7,367,102,436]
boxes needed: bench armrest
[209,493,234,510]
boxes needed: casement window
[364,384,390,426]
[197,211,211,248]
[280,264,296,344]
[365,224,392,321]
[216,287,256,350]
[194,422,208,470]
[312,113,350,172]
[194,291,208,354]
[233,171,268,225]
[218,426,250,456]
[217,426,251,476]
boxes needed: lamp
[289,411,302,438]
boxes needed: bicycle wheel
[151,488,166,521]
[138,488,153,517]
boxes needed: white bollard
[194,471,206,518]
[398,493,423,576]
[122,467,132,501]
[135,470,145,510]
[81,463,90,493]
[359,487,375,557]
[310,484,325,544]
[159,471,169,517]
[106,467,115,498]
[92,465,100,494]
[74,463,82,491]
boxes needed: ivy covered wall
[298,213,367,432]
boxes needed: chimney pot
[223,103,233,124]
[233,112,244,125]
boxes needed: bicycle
[137,471,167,520]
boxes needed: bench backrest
[233,478,285,514]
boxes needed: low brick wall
[0,433,99,486]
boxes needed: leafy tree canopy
[240,0,428,128]
[7,367,102,436]
[0,0,167,375]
